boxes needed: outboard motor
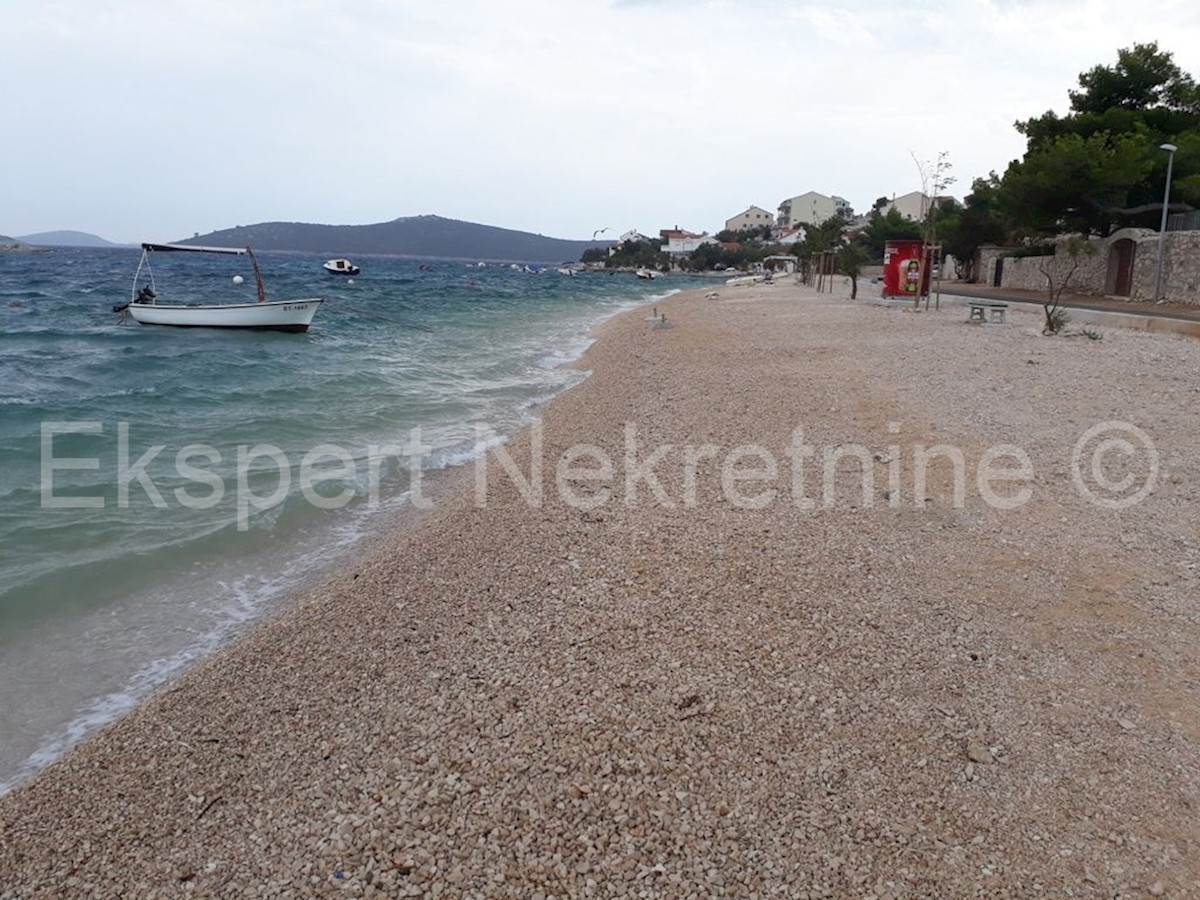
[114,285,154,323]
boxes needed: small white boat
[126,298,322,331]
[116,243,322,333]
[323,258,360,276]
[635,268,658,279]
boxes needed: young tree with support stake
[1038,236,1097,334]
[836,244,870,299]
[911,150,955,309]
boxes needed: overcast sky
[3,0,1198,243]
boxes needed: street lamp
[1154,143,1178,303]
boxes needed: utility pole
[1154,143,1178,304]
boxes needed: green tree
[836,243,870,299]
[1001,43,1200,235]
[938,174,1011,280]
[1001,127,1161,234]
[788,216,848,287]
[688,241,763,272]
[1069,42,1200,117]
[688,243,723,270]
[799,215,847,255]
[1020,43,1200,149]
[1038,236,1098,334]
[603,239,668,270]
[855,208,921,261]
[717,224,773,243]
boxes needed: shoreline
[3,280,1199,895]
[0,277,682,795]
[0,282,688,791]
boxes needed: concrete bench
[968,301,1008,324]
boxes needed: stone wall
[997,236,1110,295]
[1140,231,1200,304]
[977,246,1004,287]
[982,231,1200,307]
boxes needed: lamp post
[1154,143,1178,303]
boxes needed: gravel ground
[2,280,1198,898]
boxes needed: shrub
[1045,307,1071,335]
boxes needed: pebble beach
[2,280,1199,897]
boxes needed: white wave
[537,335,595,370]
[0,496,382,796]
[646,287,683,302]
[429,430,510,470]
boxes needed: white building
[660,228,715,256]
[774,226,807,246]
[616,229,655,244]
[777,192,853,228]
[763,254,797,275]
[878,192,953,222]
[724,205,775,233]
[607,229,657,257]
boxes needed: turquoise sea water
[0,247,700,791]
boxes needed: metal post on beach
[1154,143,1178,304]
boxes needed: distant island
[1,235,32,252]
[5,217,616,262]
[181,215,610,263]
[14,230,120,248]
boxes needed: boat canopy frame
[132,243,268,304]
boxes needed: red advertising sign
[882,240,931,298]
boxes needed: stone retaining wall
[979,231,1200,307]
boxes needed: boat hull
[127,299,323,332]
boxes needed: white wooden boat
[127,298,322,331]
[323,258,360,275]
[116,243,322,333]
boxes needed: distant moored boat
[323,258,360,276]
